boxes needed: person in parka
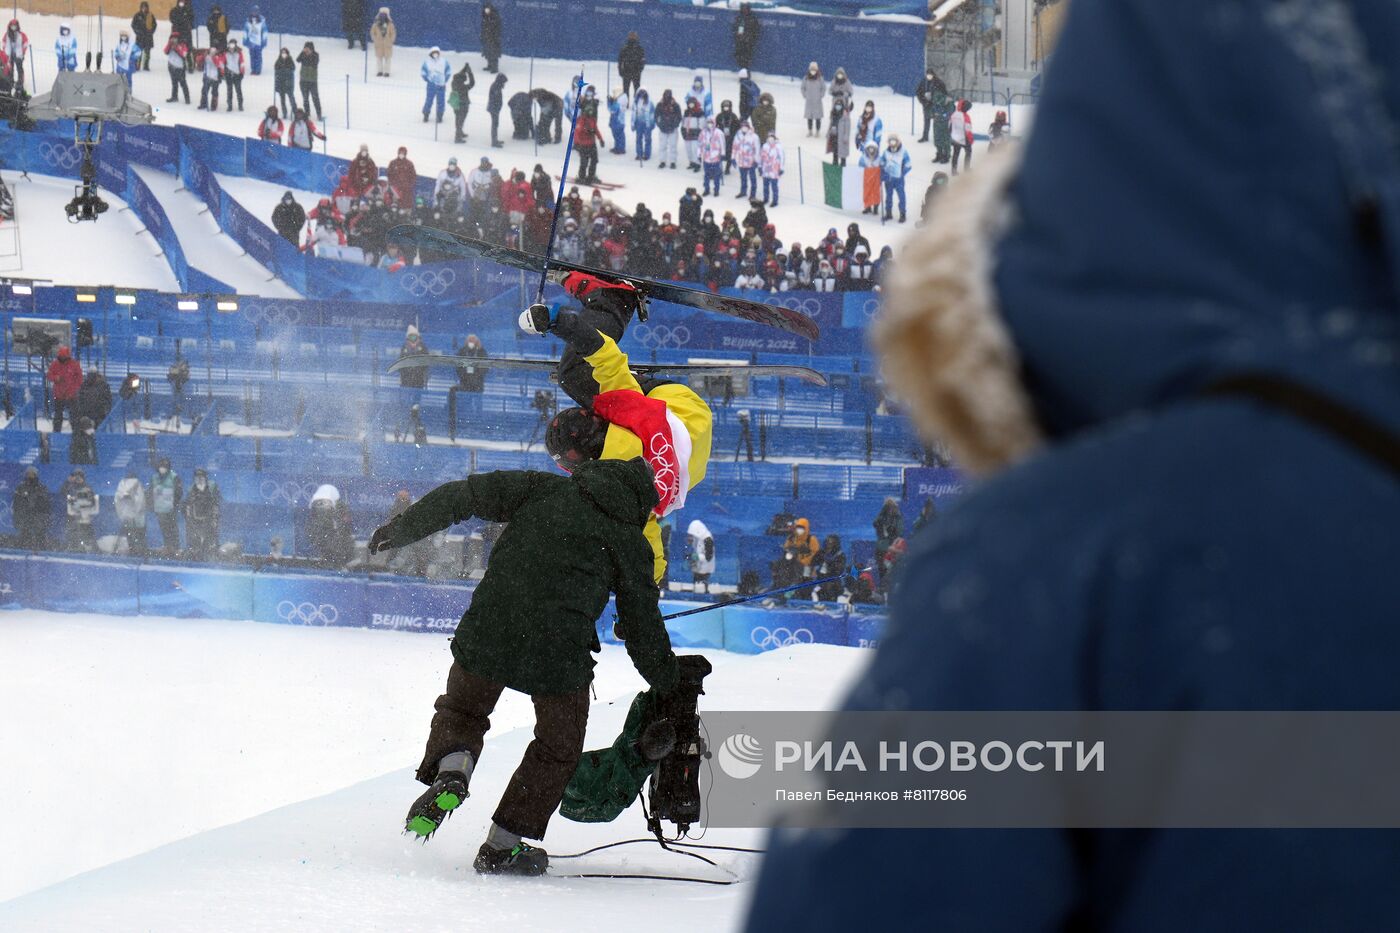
[60,469,97,552]
[130,5,155,71]
[11,467,52,550]
[631,88,655,162]
[307,484,354,567]
[182,467,221,560]
[737,68,760,122]
[826,96,851,165]
[748,1,1400,931]
[272,190,306,244]
[686,518,715,594]
[148,457,183,553]
[480,2,502,72]
[750,91,777,148]
[370,7,395,76]
[376,458,681,876]
[114,469,148,555]
[800,61,825,136]
[732,2,760,70]
[617,31,644,100]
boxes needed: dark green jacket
[386,458,679,696]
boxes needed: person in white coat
[243,6,269,75]
[687,519,716,594]
[112,32,137,89]
[760,132,784,207]
[54,23,78,72]
[114,470,148,555]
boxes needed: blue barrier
[233,1,924,92]
[901,466,965,504]
[0,551,886,650]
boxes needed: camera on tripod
[167,358,190,392]
[532,389,556,418]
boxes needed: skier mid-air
[520,269,714,584]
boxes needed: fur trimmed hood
[876,145,1042,475]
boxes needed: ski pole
[662,567,873,621]
[536,69,585,304]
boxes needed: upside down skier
[370,457,682,876]
[520,269,714,584]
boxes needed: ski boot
[404,769,470,839]
[474,841,549,876]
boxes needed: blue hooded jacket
[746,1,1400,930]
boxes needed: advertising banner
[138,562,256,620]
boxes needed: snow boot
[474,841,549,876]
[404,769,471,839]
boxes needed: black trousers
[556,287,640,409]
[575,145,597,184]
[952,142,972,173]
[453,105,468,140]
[417,662,590,841]
[224,74,243,109]
[169,66,190,102]
[156,511,180,552]
[489,110,500,144]
[621,74,640,100]
[51,397,72,432]
[301,82,322,119]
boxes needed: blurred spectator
[398,325,428,388]
[687,519,715,595]
[480,2,502,73]
[915,67,945,143]
[574,97,603,185]
[827,98,850,166]
[308,484,354,568]
[297,42,323,121]
[169,0,193,47]
[421,46,450,124]
[347,144,378,196]
[438,156,470,204]
[913,497,937,532]
[221,45,247,107]
[273,47,295,118]
[855,100,882,151]
[114,32,137,89]
[244,6,269,74]
[920,171,949,225]
[114,469,148,556]
[618,31,645,99]
[949,98,973,174]
[197,42,223,111]
[54,23,77,72]
[801,62,825,136]
[760,131,784,206]
[450,61,475,143]
[700,117,724,195]
[148,457,183,554]
[130,5,155,72]
[607,90,627,155]
[878,536,906,592]
[397,403,428,446]
[829,66,854,109]
[207,5,229,51]
[370,7,395,76]
[733,119,759,200]
[872,496,902,564]
[74,370,113,428]
[69,417,97,465]
[183,467,221,560]
[272,190,305,245]
[287,107,325,150]
[881,134,911,223]
[46,346,82,432]
[655,89,681,169]
[849,569,880,605]
[11,467,51,550]
[733,2,760,70]
[737,69,760,122]
[482,75,506,147]
[257,105,284,142]
[751,93,776,146]
[716,99,738,172]
[813,534,847,601]
[681,96,704,172]
[61,468,98,552]
[988,109,1011,149]
[387,146,416,204]
[455,334,487,412]
[342,0,365,50]
[770,545,804,595]
[784,516,820,577]
[531,85,564,144]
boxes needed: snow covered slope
[0,609,867,929]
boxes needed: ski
[388,353,828,386]
[555,174,625,191]
[386,225,821,341]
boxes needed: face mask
[159,467,168,475]
[196,479,207,489]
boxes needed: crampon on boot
[405,769,470,839]
[474,841,549,876]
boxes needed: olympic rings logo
[242,303,304,326]
[633,324,691,349]
[401,268,457,298]
[751,626,815,650]
[38,141,82,170]
[323,162,348,184]
[277,600,340,625]
[860,297,880,320]
[260,479,319,506]
[773,296,823,318]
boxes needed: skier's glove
[368,517,407,554]
[544,267,571,286]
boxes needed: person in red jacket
[46,346,83,432]
[386,146,417,206]
[346,144,378,198]
[256,105,284,142]
[500,169,534,225]
[573,99,603,186]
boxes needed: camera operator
[69,416,97,465]
[167,358,191,416]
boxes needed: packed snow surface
[0,609,869,930]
